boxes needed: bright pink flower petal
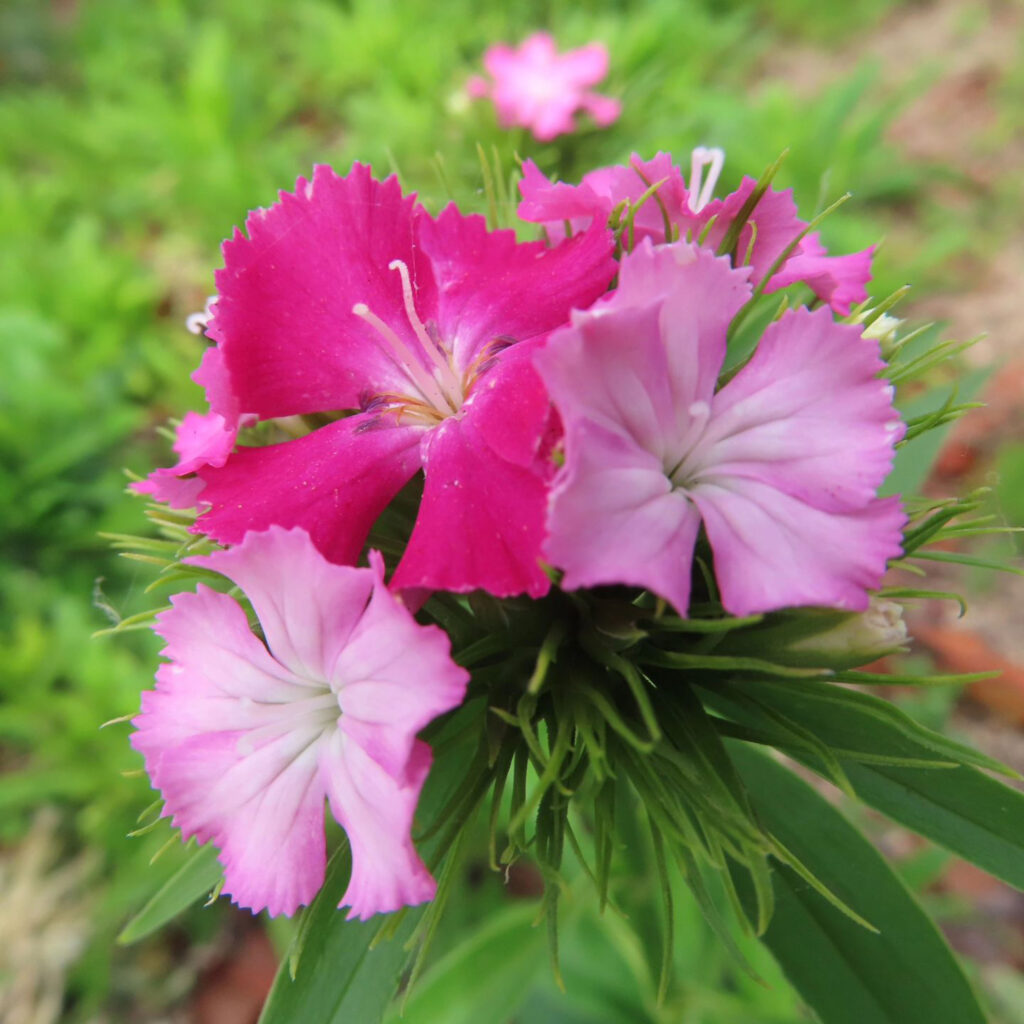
[693,483,906,615]
[214,164,434,418]
[518,155,689,246]
[187,526,377,684]
[545,420,703,614]
[392,352,552,597]
[689,307,904,510]
[196,414,422,565]
[321,734,437,920]
[415,206,616,371]
[765,233,874,315]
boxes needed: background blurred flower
[467,32,620,141]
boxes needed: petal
[214,163,435,418]
[765,233,874,315]
[332,562,468,781]
[691,307,904,510]
[390,368,552,597]
[196,413,422,565]
[544,419,702,614]
[414,205,616,371]
[321,733,437,920]
[693,480,906,616]
[132,586,331,917]
[188,527,377,683]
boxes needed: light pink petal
[187,527,376,683]
[466,74,490,99]
[131,470,208,509]
[132,586,331,917]
[415,205,616,371]
[214,163,435,418]
[765,233,874,315]
[332,556,468,781]
[391,357,552,597]
[195,413,422,565]
[579,92,622,127]
[555,42,610,85]
[321,733,437,920]
[690,308,904,510]
[693,482,906,615]
[191,345,239,421]
[545,420,703,615]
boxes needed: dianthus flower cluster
[131,149,904,920]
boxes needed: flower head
[534,241,905,617]
[467,32,620,141]
[194,163,617,598]
[519,150,873,315]
[131,526,469,919]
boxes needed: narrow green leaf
[729,746,988,1024]
[118,842,222,944]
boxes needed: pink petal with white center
[545,420,703,615]
[518,155,689,246]
[693,482,906,616]
[195,413,422,565]
[132,586,334,916]
[689,307,904,510]
[390,353,552,597]
[187,526,377,685]
[764,233,874,315]
[214,163,435,418]
[321,734,437,920]
[414,205,615,372]
[332,557,468,781]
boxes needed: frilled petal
[187,526,377,684]
[545,420,703,614]
[331,550,468,781]
[391,352,552,597]
[132,586,332,916]
[415,205,616,371]
[689,308,904,509]
[693,482,906,615]
[518,155,688,246]
[765,233,873,315]
[195,414,422,565]
[321,733,437,920]
[214,163,436,418]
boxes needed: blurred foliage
[0,0,1019,1019]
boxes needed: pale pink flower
[468,32,620,141]
[131,527,469,919]
[534,241,905,617]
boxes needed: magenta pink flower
[534,242,905,617]
[519,149,874,315]
[131,527,469,919]
[467,32,620,142]
[194,164,616,598]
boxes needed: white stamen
[387,259,463,407]
[688,146,725,214]
[185,295,217,335]
[352,302,451,412]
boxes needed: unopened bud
[860,312,903,361]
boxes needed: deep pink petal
[545,420,703,614]
[187,527,376,683]
[415,206,616,371]
[689,308,904,510]
[693,482,906,615]
[321,733,437,920]
[391,361,552,597]
[214,164,436,418]
[195,414,422,565]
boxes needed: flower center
[688,146,725,214]
[665,399,713,489]
[352,259,466,426]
